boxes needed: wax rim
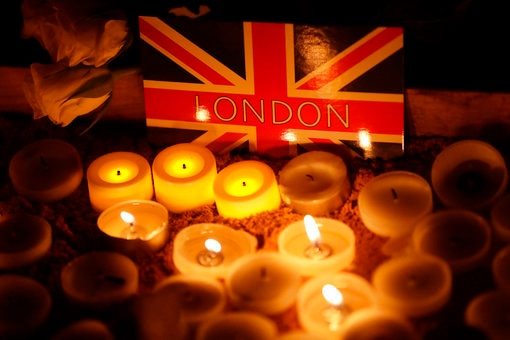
[490,193,510,242]
[87,151,152,188]
[465,289,510,339]
[492,244,510,292]
[152,143,217,183]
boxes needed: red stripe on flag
[297,27,403,90]
[205,132,248,154]
[139,17,234,86]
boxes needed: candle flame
[204,238,222,253]
[358,129,372,150]
[120,211,135,225]
[322,284,343,307]
[304,214,321,247]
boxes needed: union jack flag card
[138,16,404,159]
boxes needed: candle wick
[40,156,47,167]
[182,163,187,170]
[242,181,246,187]
[116,170,121,176]
[306,174,314,181]
[97,271,126,285]
[391,188,398,200]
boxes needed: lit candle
[0,213,52,270]
[8,138,83,202]
[277,215,355,277]
[372,254,452,318]
[340,308,417,340]
[213,160,281,218]
[52,319,115,340]
[172,223,257,278]
[412,209,491,274]
[195,311,278,340]
[278,151,351,216]
[0,274,52,339]
[358,170,434,238]
[491,244,510,292]
[490,193,510,242]
[296,272,377,339]
[97,200,169,256]
[465,289,510,340]
[225,251,301,315]
[152,143,217,213]
[60,251,139,310]
[431,139,508,211]
[153,273,226,325]
[86,151,154,212]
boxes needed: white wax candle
[225,251,301,315]
[97,200,169,256]
[52,319,115,340]
[278,151,351,216]
[465,289,510,340]
[431,139,508,211]
[492,244,510,293]
[86,151,154,212]
[412,209,491,274]
[277,216,355,277]
[195,311,278,340]
[296,272,377,339]
[372,254,452,318]
[358,170,433,238]
[153,273,226,325]
[213,160,281,218]
[60,251,139,310]
[340,308,417,340]
[8,138,83,202]
[0,213,52,270]
[172,223,257,279]
[490,193,510,242]
[0,274,52,339]
[152,143,217,213]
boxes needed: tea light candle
[213,160,281,218]
[372,254,452,318]
[225,251,301,315]
[8,138,83,202]
[60,251,139,309]
[0,213,52,270]
[358,171,434,238]
[97,200,169,256]
[0,274,52,339]
[195,311,278,340]
[296,272,377,339]
[412,209,491,274]
[465,289,510,340]
[86,151,154,212]
[173,223,257,279]
[52,319,115,340]
[277,215,355,277]
[340,308,417,340]
[153,273,226,325]
[491,244,510,292]
[278,151,351,216]
[152,143,217,213]
[490,193,510,242]
[431,139,508,211]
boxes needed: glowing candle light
[197,239,224,267]
[321,284,348,331]
[304,214,332,260]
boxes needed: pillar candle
[152,143,217,213]
[278,151,351,216]
[372,254,452,318]
[0,213,52,270]
[431,139,508,211]
[86,151,154,212]
[225,251,301,315]
[195,312,278,340]
[213,160,281,218]
[172,223,257,279]
[358,170,433,238]
[0,274,52,339]
[8,138,83,202]
[412,209,491,274]
[60,251,139,310]
[97,200,169,256]
[465,289,510,340]
[277,215,355,277]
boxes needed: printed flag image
[138,16,404,159]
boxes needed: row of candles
[2,137,510,339]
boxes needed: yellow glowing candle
[87,152,154,212]
[152,143,217,213]
[213,160,281,218]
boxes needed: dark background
[3,0,510,92]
